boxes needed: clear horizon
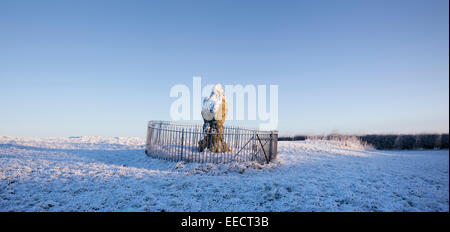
[1,0,449,137]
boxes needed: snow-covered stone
[199,83,230,153]
[201,84,227,122]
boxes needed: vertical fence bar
[187,128,191,162]
[163,124,167,159]
[192,127,196,162]
[170,129,174,161]
[269,132,273,162]
[172,128,175,160]
[180,129,184,161]
[157,122,161,144]
[272,131,278,161]
[149,125,154,155]
[163,127,167,160]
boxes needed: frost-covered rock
[199,84,230,152]
[201,84,227,122]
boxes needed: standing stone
[199,84,230,153]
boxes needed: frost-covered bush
[359,135,397,150]
[293,135,307,141]
[359,134,449,150]
[394,135,416,149]
[415,134,440,149]
[441,134,449,149]
[305,134,372,149]
[281,134,450,150]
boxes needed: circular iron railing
[145,121,278,163]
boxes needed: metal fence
[145,121,278,164]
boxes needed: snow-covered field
[0,136,448,212]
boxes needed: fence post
[269,132,273,161]
[180,129,184,161]
[157,122,162,144]
[272,131,278,160]
[145,121,152,156]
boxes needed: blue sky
[1,0,448,137]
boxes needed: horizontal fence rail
[145,121,278,164]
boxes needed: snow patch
[0,136,448,212]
